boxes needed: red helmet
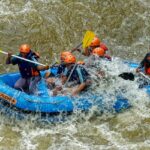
[63,54,76,64]
[90,36,101,47]
[60,51,72,61]
[100,43,108,51]
[92,47,105,56]
[20,44,31,53]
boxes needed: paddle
[0,49,47,67]
[71,31,95,53]
[64,31,95,86]
[71,43,82,53]
[118,71,150,83]
[82,31,95,49]
[139,72,150,82]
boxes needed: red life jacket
[104,54,112,61]
[100,43,108,51]
[144,63,150,75]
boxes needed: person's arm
[72,83,86,96]
[30,56,49,71]
[6,53,12,64]
[82,47,91,56]
[61,75,67,85]
[37,65,49,71]
[44,71,51,79]
[72,46,91,56]
[71,67,87,96]
[136,54,147,72]
[60,67,69,85]
[6,53,19,65]
[71,48,82,53]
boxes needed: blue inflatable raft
[0,66,131,115]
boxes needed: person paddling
[136,53,150,75]
[136,53,150,87]
[84,47,108,79]
[53,53,91,96]
[6,44,49,94]
[72,36,111,60]
[44,51,72,89]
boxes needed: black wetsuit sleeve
[138,59,145,69]
[138,53,150,68]
[29,56,38,68]
[10,57,20,65]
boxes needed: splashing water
[0,0,150,149]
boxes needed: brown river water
[0,0,150,149]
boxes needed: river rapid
[0,0,150,150]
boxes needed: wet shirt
[57,64,66,75]
[63,64,90,84]
[49,64,66,77]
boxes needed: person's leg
[52,85,62,96]
[138,78,149,88]
[14,78,27,91]
[29,76,41,94]
[46,77,56,89]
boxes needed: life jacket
[144,62,150,75]
[48,64,66,77]
[104,54,112,61]
[100,43,111,60]
[65,64,89,84]
[100,43,108,51]
[18,51,40,78]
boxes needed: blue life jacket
[48,64,66,77]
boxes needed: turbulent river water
[0,0,150,150]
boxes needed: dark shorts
[14,76,41,94]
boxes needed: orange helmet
[63,54,76,64]
[92,47,105,57]
[90,36,101,47]
[20,44,31,53]
[60,51,72,61]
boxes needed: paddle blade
[0,49,8,55]
[82,31,95,49]
[118,72,135,81]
